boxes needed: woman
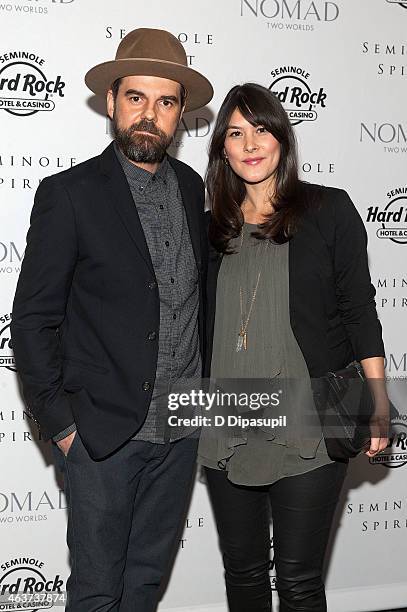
[198,83,389,612]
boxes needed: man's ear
[107,89,114,120]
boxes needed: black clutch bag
[313,361,373,462]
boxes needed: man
[11,28,213,611]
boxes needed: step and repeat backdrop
[1,1,406,611]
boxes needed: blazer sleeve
[11,176,78,440]
[333,189,385,361]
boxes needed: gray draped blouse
[197,223,333,485]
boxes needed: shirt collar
[114,141,168,189]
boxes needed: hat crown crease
[116,30,187,66]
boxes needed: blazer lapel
[168,156,202,270]
[99,142,155,275]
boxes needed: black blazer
[205,184,385,379]
[11,142,208,460]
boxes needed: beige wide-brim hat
[85,28,213,112]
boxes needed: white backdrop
[1,1,407,611]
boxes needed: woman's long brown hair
[206,83,306,253]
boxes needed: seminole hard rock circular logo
[269,66,327,126]
[366,187,407,245]
[0,557,65,611]
[0,314,16,372]
[0,51,66,117]
[369,420,407,468]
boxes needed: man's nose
[142,101,157,122]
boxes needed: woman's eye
[229,131,241,137]
[257,126,267,133]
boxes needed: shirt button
[170,278,175,284]
[148,281,156,290]
[173,313,177,320]
[159,205,164,210]
[147,331,157,341]
[165,240,170,247]
[172,351,176,357]
[151,175,156,182]
[142,381,151,391]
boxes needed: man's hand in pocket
[57,431,76,456]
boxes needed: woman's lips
[242,157,265,165]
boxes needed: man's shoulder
[40,141,119,190]
[167,155,204,189]
[42,151,102,189]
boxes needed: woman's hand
[365,433,389,457]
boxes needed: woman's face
[223,108,281,186]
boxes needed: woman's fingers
[365,437,389,457]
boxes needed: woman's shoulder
[300,181,358,223]
[299,182,365,250]
[300,181,350,208]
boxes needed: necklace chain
[237,226,269,352]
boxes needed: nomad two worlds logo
[0,0,73,15]
[0,51,65,116]
[240,0,340,31]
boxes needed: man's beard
[113,116,173,164]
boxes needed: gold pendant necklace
[237,272,261,352]
[236,227,269,352]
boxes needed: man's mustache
[128,120,164,137]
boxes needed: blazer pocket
[62,356,108,375]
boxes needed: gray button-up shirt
[114,143,201,443]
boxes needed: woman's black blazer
[204,183,385,379]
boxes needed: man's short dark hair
[111,77,187,109]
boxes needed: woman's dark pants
[204,461,347,612]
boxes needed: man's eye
[130,96,140,103]
[162,99,174,107]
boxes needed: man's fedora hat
[85,28,213,112]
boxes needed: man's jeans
[53,432,198,612]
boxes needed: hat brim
[85,58,213,112]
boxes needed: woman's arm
[360,356,390,457]
[332,189,389,456]
[332,189,385,362]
